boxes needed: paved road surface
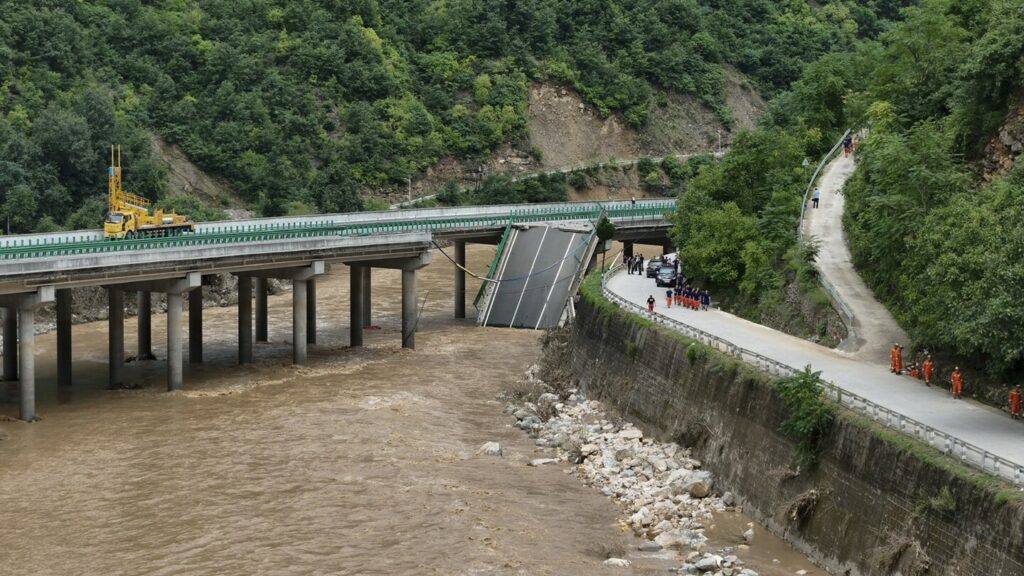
[608,272,1024,473]
[802,154,910,362]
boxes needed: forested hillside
[2,0,901,233]
[670,0,1024,391]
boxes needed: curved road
[801,155,909,362]
[605,154,1024,479]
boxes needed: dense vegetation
[2,0,905,233]
[670,0,1024,392]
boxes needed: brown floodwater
[0,245,822,575]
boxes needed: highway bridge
[0,200,675,421]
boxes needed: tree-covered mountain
[1,0,905,232]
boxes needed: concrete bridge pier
[189,288,203,364]
[56,289,72,388]
[4,307,17,381]
[137,292,154,360]
[0,288,55,421]
[255,277,268,342]
[402,270,417,349]
[306,279,317,346]
[623,241,634,260]
[453,241,466,319]
[113,274,201,391]
[108,288,125,388]
[349,252,430,350]
[361,267,372,327]
[237,275,253,365]
[242,262,325,365]
[350,265,364,347]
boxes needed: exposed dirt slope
[527,84,640,168]
[152,136,244,209]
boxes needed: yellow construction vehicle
[104,145,195,239]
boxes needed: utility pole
[407,177,412,203]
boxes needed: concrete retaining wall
[565,294,1024,576]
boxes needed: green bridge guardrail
[0,202,676,262]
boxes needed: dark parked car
[655,265,678,287]
[646,257,663,278]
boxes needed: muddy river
[0,245,822,575]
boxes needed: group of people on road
[625,253,646,275]
[890,343,1024,419]
[666,285,709,311]
[842,134,858,157]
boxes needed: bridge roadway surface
[607,271,1024,480]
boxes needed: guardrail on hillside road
[599,267,1024,487]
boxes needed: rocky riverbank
[501,364,764,576]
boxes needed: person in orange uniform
[894,344,904,375]
[890,344,899,374]
[951,367,964,399]
[909,363,920,379]
[922,356,935,387]
[1009,385,1022,420]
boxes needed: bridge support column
[350,266,363,347]
[662,239,675,255]
[167,292,184,391]
[108,289,124,388]
[306,279,317,346]
[0,288,55,421]
[623,241,634,260]
[189,288,203,364]
[138,292,154,360]
[255,278,268,342]
[56,289,72,388]
[18,307,35,420]
[454,241,466,319]
[238,276,253,365]
[4,307,17,381]
[361,267,372,327]
[293,279,307,364]
[402,269,417,350]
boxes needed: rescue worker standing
[646,295,656,318]
[890,344,899,374]
[923,356,934,387]
[1010,385,1022,420]
[951,367,964,399]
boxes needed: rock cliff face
[561,293,1024,576]
[982,94,1024,180]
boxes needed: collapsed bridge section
[476,222,597,329]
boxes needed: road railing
[0,201,676,262]
[600,267,1024,486]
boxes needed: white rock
[743,528,754,543]
[654,519,673,533]
[619,428,643,440]
[580,443,600,456]
[528,458,559,467]
[603,558,630,567]
[476,442,502,457]
[630,506,654,527]
[695,555,722,572]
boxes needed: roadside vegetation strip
[587,268,1024,488]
